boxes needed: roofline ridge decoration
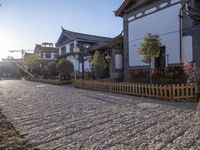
[61,27,111,39]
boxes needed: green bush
[56,58,74,80]
[45,61,57,77]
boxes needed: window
[61,46,66,55]
[70,43,74,53]
[155,47,166,68]
[45,53,51,59]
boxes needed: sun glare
[0,27,22,61]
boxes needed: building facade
[34,42,59,61]
[116,0,200,80]
[56,27,111,73]
[88,33,124,80]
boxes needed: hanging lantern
[105,54,111,62]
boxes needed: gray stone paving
[0,80,200,150]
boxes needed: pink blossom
[183,62,200,83]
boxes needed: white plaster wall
[66,44,70,53]
[51,53,56,60]
[115,54,123,69]
[43,52,46,60]
[128,3,192,67]
[84,60,91,72]
[58,41,77,56]
[79,60,91,72]
[59,47,61,55]
[182,36,193,62]
[66,55,80,71]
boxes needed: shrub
[45,61,57,77]
[56,58,74,79]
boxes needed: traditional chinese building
[34,42,59,60]
[116,0,200,80]
[56,27,111,74]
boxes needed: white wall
[115,54,123,69]
[66,44,70,53]
[79,60,91,72]
[182,36,193,62]
[58,41,77,55]
[128,3,193,67]
[59,47,61,55]
[43,52,46,60]
[67,56,79,71]
[66,55,90,72]
[58,40,90,72]
[51,53,56,60]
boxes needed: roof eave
[115,0,139,17]
[115,0,132,17]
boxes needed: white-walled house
[115,0,200,80]
[34,42,59,61]
[56,27,111,73]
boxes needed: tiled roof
[34,44,58,53]
[115,0,134,17]
[62,28,111,42]
[88,42,108,52]
[88,33,123,52]
[115,0,153,17]
[56,27,111,47]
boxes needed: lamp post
[79,43,90,81]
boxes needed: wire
[129,24,200,43]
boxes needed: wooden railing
[75,80,198,101]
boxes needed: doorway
[155,47,166,68]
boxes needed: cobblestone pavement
[0,80,200,150]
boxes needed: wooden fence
[75,80,198,101]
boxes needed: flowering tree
[183,62,200,83]
[183,62,200,103]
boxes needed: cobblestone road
[0,80,200,150]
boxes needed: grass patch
[0,109,40,150]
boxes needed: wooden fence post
[171,84,175,100]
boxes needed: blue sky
[0,0,123,60]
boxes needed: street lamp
[80,43,90,81]
[105,54,111,62]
